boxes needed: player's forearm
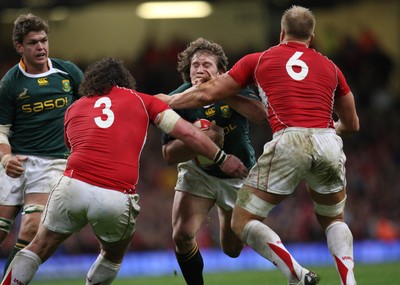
[162,140,197,165]
[0,143,12,158]
[334,92,360,136]
[0,144,12,170]
[334,118,359,136]
[168,85,211,109]
[224,95,268,125]
[169,75,235,109]
[169,119,224,164]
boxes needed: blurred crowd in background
[0,26,398,258]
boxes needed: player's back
[253,42,341,133]
[64,86,154,192]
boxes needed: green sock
[175,243,204,285]
[3,238,30,277]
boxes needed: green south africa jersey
[0,58,83,158]
[163,82,258,178]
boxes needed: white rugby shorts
[175,160,244,211]
[0,155,66,206]
[42,176,140,243]
[245,127,346,195]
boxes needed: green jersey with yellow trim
[0,58,83,158]
[162,82,258,178]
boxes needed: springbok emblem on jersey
[62,79,71,92]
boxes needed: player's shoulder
[123,88,148,99]
[0,64,22,94]
[51,58,76,68]
[240,51,266,62]
[119,88,160,106]
[1,64,20,81]
[50,58,83,75]
[306,48,338,70]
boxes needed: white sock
[326,221,357,285]
[86,254,121,285]
[242,220,303,284]
[1,249,41,285]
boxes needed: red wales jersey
[63,86,169,192]
[228,42,351,133]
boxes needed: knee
[313,196,347,231]
[222,249,241,258]
[172,228,194,249]
[0,217,14,237]
[221,242,243,258]
[20,213,41,239]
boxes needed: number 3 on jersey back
[94,97,115,128]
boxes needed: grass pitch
[34,261,398,284]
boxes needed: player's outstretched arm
[155,74,240,110]
[155,109,248,178]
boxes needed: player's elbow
[162,145,177,165]
[337,116,360,136]
[252,110,269,125]
[353,118,360,133]
[348,116,360,134]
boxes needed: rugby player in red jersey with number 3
[156,5,360,285]
[1,57,248,285]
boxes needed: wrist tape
[1,154,12,169]
[213,149,227,165]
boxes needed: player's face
[16,30,49,74]
[190,52,220,86]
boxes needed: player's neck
[281,40,309,47]
[20,58,50,74]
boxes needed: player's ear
[280,30,285,42]
[309,34,315,46]
[15,42,23,55]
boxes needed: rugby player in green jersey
[161,38,267,285]
[0,13,83,274]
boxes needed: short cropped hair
[79,57,137,97]
[281,5,316,41]
[12,13,49,46]
[177,37,228,83]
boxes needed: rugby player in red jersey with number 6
[156,6,360,285]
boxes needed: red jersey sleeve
[228,53,263,88]
[335,66,351,98]
[136,91,170,123]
